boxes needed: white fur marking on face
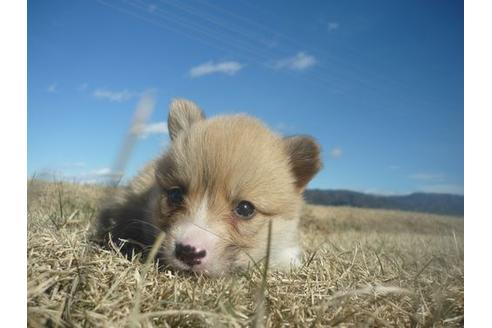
[194,196,208,228]
[175,197,219,265]
[175,197,209,240]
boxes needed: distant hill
[304,189,464,216]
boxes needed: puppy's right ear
[168,99,205,140]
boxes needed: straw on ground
[27,180,464,327]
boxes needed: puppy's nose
[174,242,207,266]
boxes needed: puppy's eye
[167,187,185,205]
[234,201,256,219]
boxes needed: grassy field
[27,180,464,327]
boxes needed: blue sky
[27,0,464,195]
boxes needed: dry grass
[27,179,464,327]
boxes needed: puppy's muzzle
[174,242,207,267]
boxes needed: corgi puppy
[95,99,321,275]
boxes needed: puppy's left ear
[168,98,205,140]
[284,136,322,192]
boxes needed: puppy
[95,99,321,275]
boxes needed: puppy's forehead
[191,115,283,158]
[162,115,297,209]
[180,115,289,177]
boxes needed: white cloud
[90,168,113,176]
[189,61,243,78]
[327,22,339,31]
[47,83,58,93]
[141,122,168,136]
[274,52,317,71]
[132,121,168,138]
[330,147,342,159]
[93,88,133,102]
[89,168,123,180]
[409,173,445,181]
[419,184,464,195]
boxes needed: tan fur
[96,99,321,275]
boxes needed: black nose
[174,242,206,266]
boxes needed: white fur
[276,246,302,268]
[175,197,219,267]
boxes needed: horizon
[28,0,464,195]
[305,187,464,197]
[29,175,465,197]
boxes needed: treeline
[304,189,464,216]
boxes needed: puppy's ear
[168,99,205,140]
[284,136,322,191]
